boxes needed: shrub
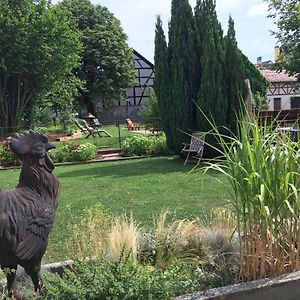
[35,125,75,135]
[45,209,237,299]
[0,145,20,167]
[50,141,97,163]
[121,134,170,156]
[140,87,161,129]
[38,260,202,300]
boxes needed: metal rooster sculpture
[0,131,59,297]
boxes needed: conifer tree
[154,16,169,136]
[195,0,226,131]
[224,16,246,132]
[167,0,196,153]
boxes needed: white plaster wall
[268,95,296,110]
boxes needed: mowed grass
[0,157,230,262]
[55,124,139,149]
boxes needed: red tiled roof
[259,68,297,83]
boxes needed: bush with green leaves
[38,259,219,300]
[121,134,170,157]
[0,146,20,167]
[140,87,161,129]
[50,141,97,163]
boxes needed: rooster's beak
[45,142,56,151]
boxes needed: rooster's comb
[9,130,49,156]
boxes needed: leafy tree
[154,17,169,137]
[0,0,82,130]
[224,16,246,132]
[252,92,269,111]
[241,52,269,97]
[167,0,196,153]
[60,0,135,114]
[267,0,300,80]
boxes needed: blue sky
[53,0,278,64]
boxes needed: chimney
[257,56,262,65]
[275,46,280,62]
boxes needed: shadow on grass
[56,157,198,179]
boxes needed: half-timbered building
[259,68,300,111]
[100,49,155,122]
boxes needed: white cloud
[246,2,269,17]
[51,0,277,63]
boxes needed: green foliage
[66,204,111,259]
[38,260,203,300]
[223,16,246,133]
[252,92,269,111]
[50,141,97,162]
[154,16,169,135]
[195,0,226,131]
[121,134,170,157]
[0,0,82,130]
[60,0,135,111]
[140,87,161,129]
[203,111,300,279]
[155,0,268,157]
[0,146,20,167]
[241,52,269,96]
[167,0,196,153]
[267,0,300,80]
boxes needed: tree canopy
[154,0,268,155]
[0,0,82,130]
[267,0,300,80]
[59,0,135,113]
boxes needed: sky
[53,0,278,64]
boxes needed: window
[291,97,300,109]
[274,98,281,110]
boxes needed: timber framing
[269,82,298,96]
[122,49,155,107]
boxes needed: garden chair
[126,118,144,131]
[181,131,205,165]
[75,119,112,138]
[92,118,102,128]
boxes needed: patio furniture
[92,118,102,128]
[75,119,112,138]
[126,118,144,131]
[181,131,205,165]
[275,126,300,142]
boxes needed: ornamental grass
[203,112,300,280]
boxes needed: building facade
[259,67,300,111]
[100,49,155,123]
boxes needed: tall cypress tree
[224,16,246,132]
[154,16,169,137]
[195,0,226,131]
[167,0,196,153]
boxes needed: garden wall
[175,271,300,300]
[2,262,300,299]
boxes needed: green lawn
[0,157,230,262]
[55,124,141,149]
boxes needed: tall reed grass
[203,113,300,280]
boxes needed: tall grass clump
[204,113,300,280]
[107,214,140,261]
[66,204,111,259]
